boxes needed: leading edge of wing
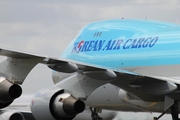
[0,47,140,75]
[0,48,46,59]
[1,47,179,89]
[43,56,140,76]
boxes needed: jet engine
[0,111,25,120]
[0,77,22,108]
[31,87,85,120]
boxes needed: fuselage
[53,19,180,113]
[61,19,180,78]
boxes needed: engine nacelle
[31,87,85,120]
[0,111,25,120]
[0,77,22,108]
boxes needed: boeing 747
[0,19,179,120]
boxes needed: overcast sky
[0,0,180,120]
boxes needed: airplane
[0,19,179,120]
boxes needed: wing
[0,48,178,100]
[0,48,46,84]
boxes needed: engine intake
[9,113,24,120]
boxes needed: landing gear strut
[90,107,103,120]
[171,101,179,120]
[154,100,179,120]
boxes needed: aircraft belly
[85,84,141,112]
[85,84,165,112]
